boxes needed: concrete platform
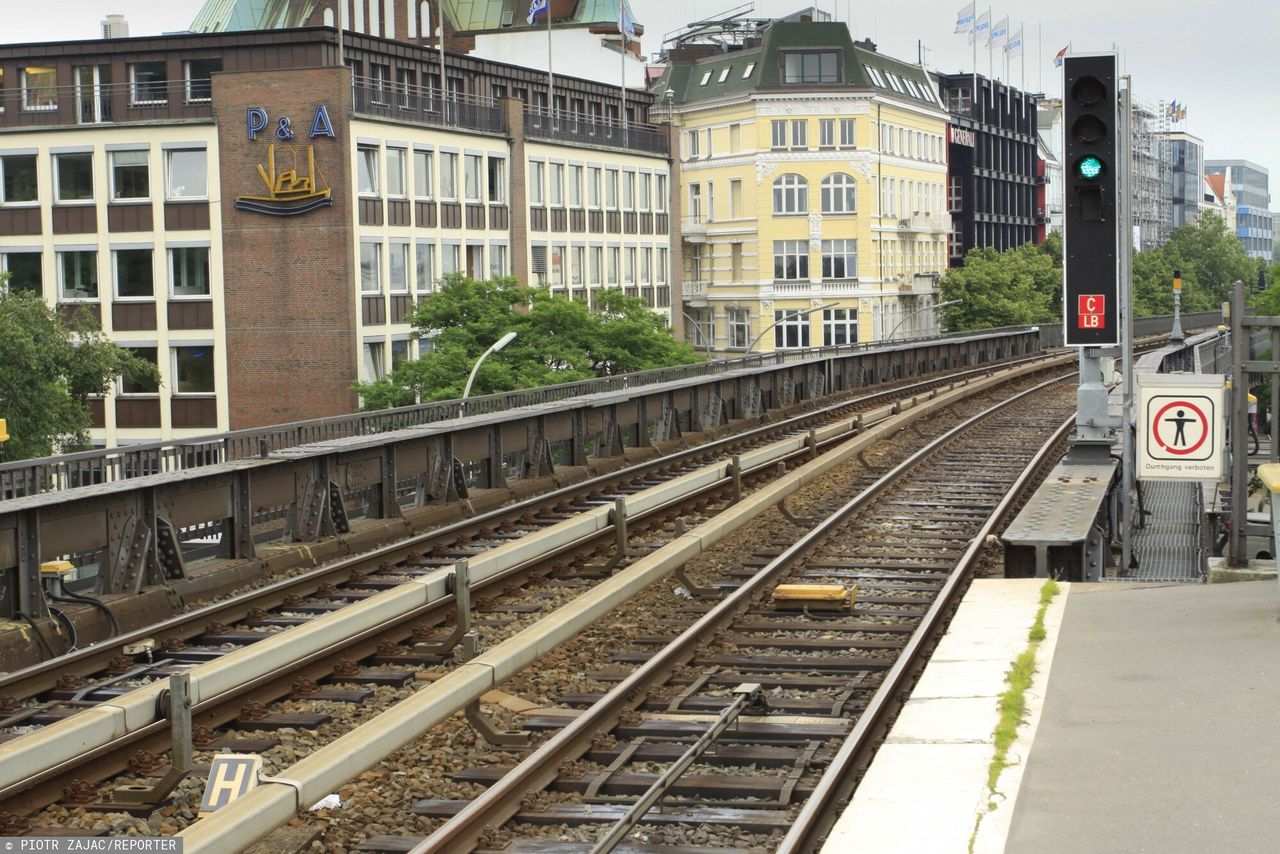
[827,578,1280,854]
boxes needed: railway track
[0,354,1061,823]
[155,362,1078,852]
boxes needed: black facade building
[936,73,1043,266]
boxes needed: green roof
[655,21,940,110]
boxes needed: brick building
[0,24,676,447]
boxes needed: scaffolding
[1131,95,1173,250]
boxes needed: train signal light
[1062,53,1119,346]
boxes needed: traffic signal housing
[1062,53,1118,346]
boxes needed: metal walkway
[1122,480,1203,582]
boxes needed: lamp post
[462,331,517,407]
[885,299,961,342]
[746,302,842,353]
[682,312,713,352]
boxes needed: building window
[441,243,460,275]
[550,244,564,285]
[687,130,701,158]
[688,184,702,220]
[358,146,380,196]
[391,339,411,370]
[0,154,37,203]
[607,247,619,284]
[589,246,602,284]
[120,347,160,395]
[414,149,434,198]
[170,246,210,297]
[173,346,215,393]
[640,247,651,284]
[637,172,650,211]
[389,242,409,292]
[821,173,857,214]
[529,160,545,206]
[840,118,855,148]
[464,154,483,202]
[587,167,601,209]
[605,169,619,210]
[1,252,41,294]
[110,150,149,201]
[166,149,208,200]
[819,119,835,148]
[360,242,382,293]
[416,241,436,291]
[440,152,458,199]
[55,153,93,202]
[742,62,756,78]
[568,164,583,207]
[363,341,386,380]
[655,174,667,212]
[773,240,808,280]
[490,244,507,278]
[22,66,57,111]
[771,120,787,149]
[774,309,811,349]
[185,59,221,102]
[782,51,840,84]
[772,174,808,215]
[623,172,635,211]
[728,308,750,349]
[549,162,564,207]
[791,119,807,149]
[569,245,583,285]
[488,157,506,204]
[387,148,407,197]
[624,247,636,285]
[114,249,153,298]
[130,61,168,104]
[58,250,98,299]
[657,247,668,283]
[822,307,858,346]
[948,176,963,212]
[821,239,857,279]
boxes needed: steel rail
[775,412,1077,853]
[411,373,1076,853]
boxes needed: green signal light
[1077,155,1104,180]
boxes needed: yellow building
[654,20,950,352]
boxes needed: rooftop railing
[523,107,669,156]
[352,77,506,135]
[0,79,213,127]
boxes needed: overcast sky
[7,0,1278,203]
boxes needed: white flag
[1005,25,1023,56]
[954,2,975,33]
[969,11,990,45]
[990,16,1009,48]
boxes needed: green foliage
[939,239,1060,331]
[0,285,160,461]
[354,275,700,409]
[942,214,1257,331]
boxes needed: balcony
[899,213,949,234]
[524,107,669,156]
[682,213,709,242]
[0,79,213,129]
[761,279,862,299]
[683,279,709,301]
[353,78,506,135]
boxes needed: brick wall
[212,66,358,429]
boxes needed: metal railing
[1,327,1036,499]
[523,108,669,156]
[0,79,214,127]
[352,78,506,135]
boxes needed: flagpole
[620,29,627,131]
[1021,24,1025,90]
[547,5,555,129]
[438,0,446,107]
[1038,22,1042,93]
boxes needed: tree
[0,284,160,461]
[939,238,1060,331]
[355,275,700,409]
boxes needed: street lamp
[746,302,842,353]
[682,312,713,351]
[462,331,517,403]
[885,299,961,342]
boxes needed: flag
[1005,25,1023,56]
[1053,43,1070,67]
[1167,100,1178,119]
[1179,105,1188,121]
[969,10,990,45]
[990,16,1009,48]
[526,0,548,25]
[955,2,975,33]
[618,0,636,40]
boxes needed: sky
[6,0,1278,202]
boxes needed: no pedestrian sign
[1138,380,1224,480]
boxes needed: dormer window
[782,51,840,84]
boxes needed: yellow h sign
[199,754,263,816]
